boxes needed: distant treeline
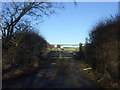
[80,15,119,87]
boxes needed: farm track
[2,51,102,88]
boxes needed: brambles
[2,30,47,74]
[84,15,119,88]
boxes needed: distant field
[64,47,79,51]
[49,47,79,53]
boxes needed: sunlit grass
[2,68,24,79]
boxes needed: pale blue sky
[36,2,118,44]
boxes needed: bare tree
[1,2,63,38]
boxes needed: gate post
[79,43,83,51]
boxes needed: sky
[36,2,118,45]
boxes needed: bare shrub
[84,15,119,84]
[2,30,47,70]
